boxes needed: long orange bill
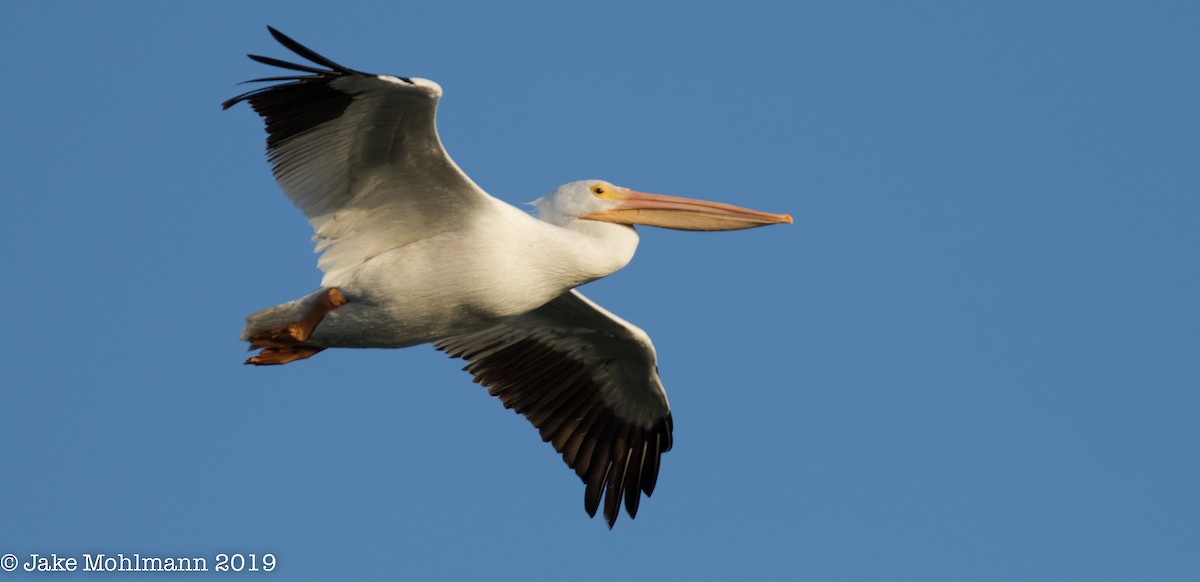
[581,188,793,231]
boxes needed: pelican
[224,27,792,527]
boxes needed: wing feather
[625,440,648,517]
[225,27,494,278]
[263,26,361,74]
[435,290,674,527]
[245,53,336,76]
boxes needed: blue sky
[2,1,1197,580]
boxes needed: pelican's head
[535,180,793,231]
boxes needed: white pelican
[224,27,792,527]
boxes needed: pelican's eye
[590,184,612,198]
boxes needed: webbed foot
[245,288,346,365]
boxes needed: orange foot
[245,288,347,366]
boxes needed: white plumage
[225,27,791,527]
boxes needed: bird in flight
[224,27,792,527]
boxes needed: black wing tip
[246,53,329,75]
[579,421,672,529]
[263,25,362,75]
[603,497,621,528]
[224,27,357,111]
[583,483,621,529]
[224,26,422,110]
[265,25,300,50]
[221,92,248,110]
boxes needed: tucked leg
[245,288,346,365]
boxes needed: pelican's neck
[539,216,641,286]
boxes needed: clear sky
[2,1,1197,580]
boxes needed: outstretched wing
[435,290,674,528]
[224,27,494,278]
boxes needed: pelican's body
[247,194,637,348]
[226,27,791,527]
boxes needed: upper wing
[435,290,674,528]
[224,27,494,277]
